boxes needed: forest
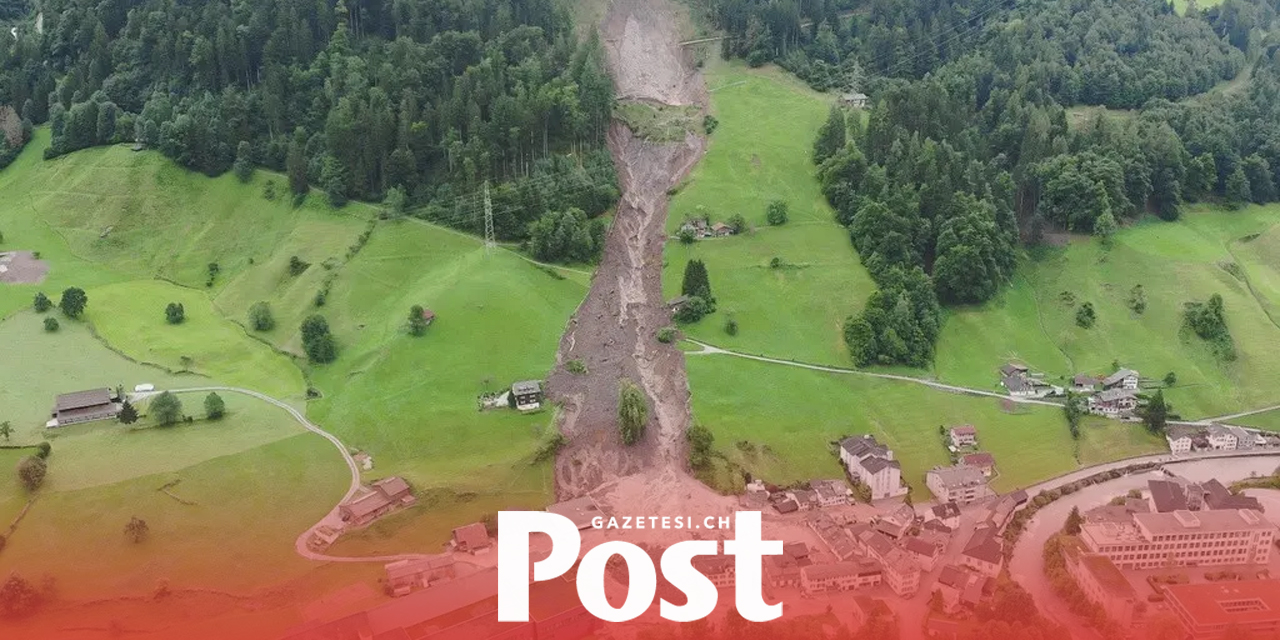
[0,0,617,256]
[708,0,1280,366]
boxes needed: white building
[839,435,906,500]
[926,465,993,505]
[1206,425,1238,451]
[1166,426,1195,454]
[1080,508,1275,570]
[1101,368,1140,391]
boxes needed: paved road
[136,387,440,564]
[686,340,1066,408]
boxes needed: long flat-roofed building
[1080,508,1275,570]
[1164,579,1280,639]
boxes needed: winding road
[135,386,440,564]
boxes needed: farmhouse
[1071,374,1099,393]
[839,91,869,108]
[710,222,735,237]
[451,522,491,554]
[1101,368,1140,391]
[339,477,417,527]
[1001,374,1035,397]
[49,388,121,427]
[999,363,1029,378]
[510,380,544,411]
[959,452,995,477]
[383,556,456,597]
[839,435,906,500]
[1087,388,1139,417]
[948,425,977,449]
[926,465,993,505]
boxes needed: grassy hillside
[684,355,1161,499]
[661,59,877,365]
[936,206,1280,419]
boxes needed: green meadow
[936,206,1280,419]
[662,58,876,365]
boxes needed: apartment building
[1079,508,1275,570]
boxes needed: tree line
[0,0,618,257]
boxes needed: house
[1201,479,1263,511]
[1227,425,1261,450]
[789,489,820,511]
[419,308,436,325]
[774,498,800,514]
[800,560,882,593]
[510,380,544,411]
[999,363,1029,378]
[839,435,907,500]
[881,548,922,597]
[960,452,996,477]
[1101,368,1140,391]
[1206,424,1238,450]
[766,542,812,587]
[839,92,869,108]
[808,511,859,560]
[451,522,491,554]
[981,491,1027,533]
[903,536,942,571]
[49,388,121,427]
[339,477,417,527]
[926,501,962,529]
[692,555,736,589]
[934,565,973,614]
[926,465,994,505]
[547,496,606,529]
[960,528,1003,577]
[1001,375,1035,397]
[948,425,977,449]
[1071,374,1099,393]
[383,556,456,597]
[1148,479,1190,513]
[1087,388,1139,417]
[1166,425,1197,454]
[710,222,734,237]
[811,479,853,507]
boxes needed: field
[662,58,876,365]
[935,206,1280,419]
[681,355,1151,499]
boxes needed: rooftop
[961,452,995,468]
[511,380,542,395]
[384,556,455,582]
[931,501,961,520]
[1102,369,1138,386]
[54,388,113,412]
[453,522,490,550]
[1149,479,1189,513]
[801,560,881,581]
[1001,375,1031,393]
[1095,388,1138,402]
[841,434,889,459]
[929,465,988,489]
[903,536,939,558]
[950,425,977,437]
[1134,508,1273,535]
[860,456,901,475]
[1165,579,1280,628]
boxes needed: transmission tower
[483,180,495,253]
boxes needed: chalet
[1166,425,1196,454]
[384,556,456,596]
[1072,374,1099,393]
[960,528,1004,577]
[948,425,977,449]
[1001,375,1035,397]
[903,536,942,571]
[839,92,870,108]
[800,560,882,594]
[1087,388,1139,417]
[926,465,993,505]
[510,380,544,411]
[810,479,853,507]
[839,435,906,500]
[692,555,736,589]
[1206,424,1238,450]
[49,388,121,427]
[1101,368,1140,391]
[999,363,1029,378]
[710,222,734,237]
[960,452,996,477]
[926,501,962,530]
[451,522,491,554]
[339,477,417,527]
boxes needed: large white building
[839,435,906,500]
[926,465,993,505]
[1080,508,1275,570]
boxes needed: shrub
[288,255,310,276]
[16,456,46,492]
[765,200,789,226]
[34,442,51,459]
[59,287,87,318]
[728,213,748,234]
[125,516,150,543]
[204,392,225,420]
[150,392,184,426]
[724,317,739,335]
[618,381,648,445]
[249,301,275,331]
[407,305,430,336]
[674,296,710,323]
[1075,302,1096,328]
[262,180,278,201]
[301,315,337,363]
[42,317,59,332]
[656,327,678,343]
[164,302,185,324]
[703,115,719,135]
[688,424,715,470]
[566,359,588,374]
[0,573,43,617]
[32,292,51,313]
[677,227,697,244]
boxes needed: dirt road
[545,0,723,516]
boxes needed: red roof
[1165,580,1280,628]
[961,452,995,468]
[452,522,490,551]
[951,425,977,436]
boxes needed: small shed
[452,522,492,554]
[420,308,436,325]
[839,92,869,108]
